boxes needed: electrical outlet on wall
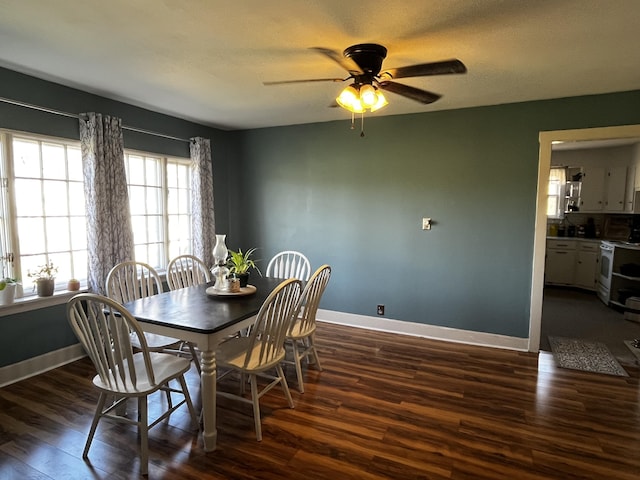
[422,217,431,230]
[377,304,385,315]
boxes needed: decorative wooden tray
[205,285,257,297]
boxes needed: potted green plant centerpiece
[28,261,58,297]
[227,248,261,287]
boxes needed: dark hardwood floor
[1,322,639,479]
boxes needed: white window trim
[0,131,189,311]
[1,130,87,288]
[124,148,192,270]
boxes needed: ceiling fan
[264,43,467,115]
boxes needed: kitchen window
[547,167,566,218]
[0,130,192,296]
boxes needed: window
[0,131,87,288]
[547,167,566,219]
[0,130,193,296]
[124,151,192,270]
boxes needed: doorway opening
[530,125,640,358]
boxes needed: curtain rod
[0,96,191,143]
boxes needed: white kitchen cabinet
[545,239,599,290]
[579,166,605,211]
[545,239,577,285]
[574,242,599,290]
[579,166,628,212]
[625,164,636,212]
[634,150,640,190]
[605,166,627,211]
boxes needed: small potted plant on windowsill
[227,248,261,287]
[28,261,58,297]
[0,277,18,305]
[0,257,19,305]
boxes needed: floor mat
[548,336,628,377]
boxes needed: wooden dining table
[124,275,283,452]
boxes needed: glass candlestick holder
[212,263,230,291]
[211,234,229,291]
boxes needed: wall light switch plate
[422,217,431,230]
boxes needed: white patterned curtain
[190,137,215,268]
[79,113,134,294]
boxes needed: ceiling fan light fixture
[265,43,467,128]
[336,84,363,113]
[336,83,388,114]
[350,102,365,113]
[359,84,377,107]
[370,90,388,112]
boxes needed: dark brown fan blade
[378,81,442,104]
[380,59,466,80]
[310,47,364,76]
[263,78,345,86]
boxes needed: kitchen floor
[541,286,640,367]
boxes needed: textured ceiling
[0,0,639,131]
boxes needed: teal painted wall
[0,304,74,367]
[236,91,640,338]
[1,63,640,368]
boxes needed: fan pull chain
[346,112,366,137]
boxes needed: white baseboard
[317,309,530,351]
[0,343,86,388]
[0,312,529,388]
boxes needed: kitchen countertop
[546,237,640,250]
[546,236,601,242]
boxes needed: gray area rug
[548,336,628,377]
[541,287,640,367]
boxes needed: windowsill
[0,270,171,317]
[0,288,89,317]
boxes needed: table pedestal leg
[200,349,217,451]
